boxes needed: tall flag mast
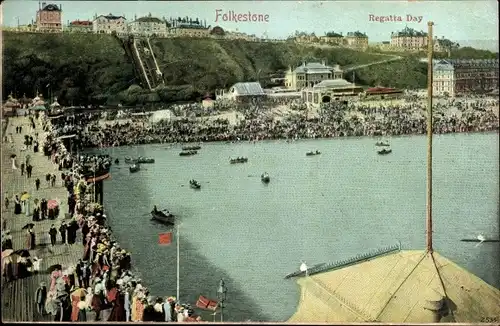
[426,21,434,253]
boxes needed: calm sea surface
[89,132,499,321]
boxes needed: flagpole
[176,224,180,302]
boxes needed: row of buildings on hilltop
[293,31,369,49]
[293,27,460,53]
[11,2,258,41]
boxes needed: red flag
[158,232,172,245]
[196,295,218,311]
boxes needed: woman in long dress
[33,199,40,222]
[25,198,31,217]
[70,293,81,321]
[14,195,22,215]
[77,296,88,321]
[26,228,36,250]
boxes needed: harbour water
[92,132,499,322]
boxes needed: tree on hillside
[325,31,342,37]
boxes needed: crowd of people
[3,113,202,322]
[45,97,498,148]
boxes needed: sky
[2,0,499,49]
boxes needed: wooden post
[426,21,434,253]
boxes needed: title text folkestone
[215,10,270,23]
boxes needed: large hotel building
[433,59,499,97]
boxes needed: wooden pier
[1,117,90,321]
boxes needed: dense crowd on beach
[2,114,203,322]
[45,97,498,148]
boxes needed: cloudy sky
[2,0,498,50]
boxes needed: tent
[149,110,173,123]
[202,98,215,109]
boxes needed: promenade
[1,116,85,321]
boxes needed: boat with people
[230,157,248,164]
[129,164,140,173]
[124,156,137,164]
[189,179,201,189]
[261,172,270,183]
[137,156,155,164]
[150,206,175,225]
[306,150,321,156]
[375,141,390,147]
[377,148,392,155]
[182,145,202,151]
[179,151,198,156]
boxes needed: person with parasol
[70,287,87,321]
[21,192,31,217]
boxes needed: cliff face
[3,32,416,105]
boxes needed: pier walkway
[1,116,85,321]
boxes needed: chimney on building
[303,61,306,66]
[321,60,325,66]
[134,14,137,20]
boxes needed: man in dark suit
[59,222,67,245]
[35,282,47,315]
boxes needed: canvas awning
[32,105,47,111]
[289,250,500,323]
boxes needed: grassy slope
[6,32,473,104]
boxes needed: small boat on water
[375,141,390,147]
[182,145,201,151]
[377,148,392,155]
[189,179,201,189]
[114,158,119,164]
[137,156,155,164]
[261,173,270,183]
[129,164,140,173]
[124,156,137,164]
[151,207,175,225]
[230,157,248,164]
[306,150,321,156]
[179,151,198,157]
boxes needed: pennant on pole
[158,232,173,245]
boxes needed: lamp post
[217,279,227,322]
